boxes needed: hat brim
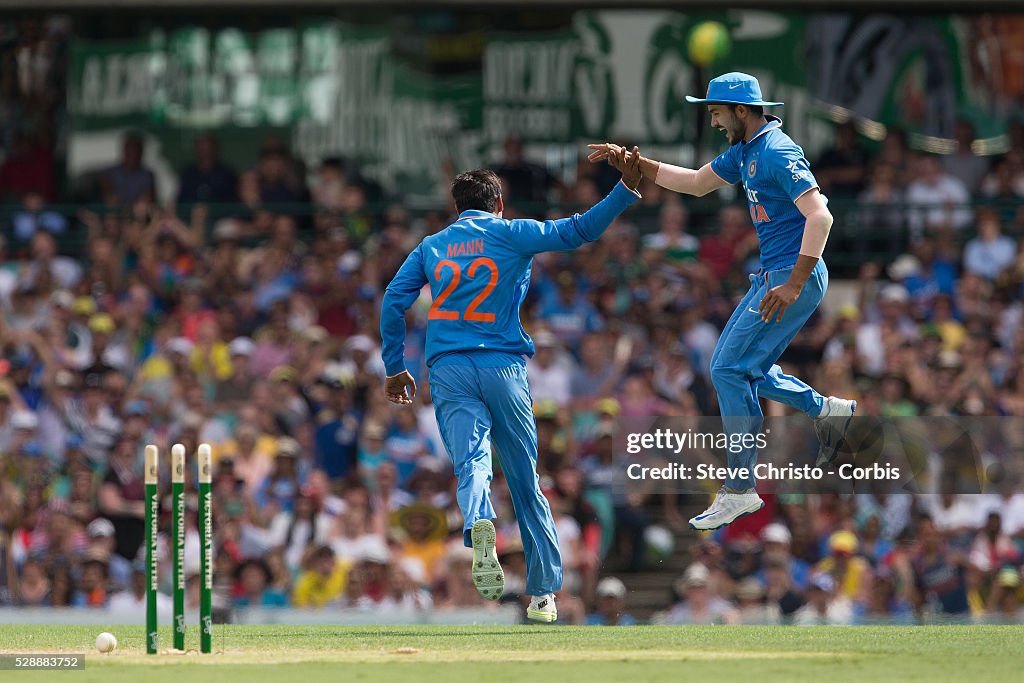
[685,96,784,106]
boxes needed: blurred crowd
[3,50,1024,624]
[634,491,1024,626]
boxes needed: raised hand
[586,142,626,167]
[620,146,642,190]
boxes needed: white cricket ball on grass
[95,632,118,653]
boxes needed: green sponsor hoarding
[68,11,1007,202]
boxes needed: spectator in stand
[854,566,913,625]
[108,560,172,618]
[793,572,853,625]
[233,559,288,608]
[878,128,913,186]
[250,308,294,377]
[215,337,257,408]
[757,522,809,591]
[733,577,780,625]
[761,554,805,622]
[928,492,982,550]
[912,515,971,621]
[858,162,906,253]
[384,409,437,488]
[292,544,349,608]
[980,156,1024,223]
[985,567,1024,623]
[100,133,156,206]
[967,512,1019,594]
[653,563,736,625]
[698,205,758,282]
[906,154,972,234]
[85,517,131,592]
[943,120,989,193]
[571,334,626,408]
[312,157,347,211]
[12,192,66,244]
[964,209,1017,282]
[814,121,869,198]
[489,134,564,209]
[177,134,238,205]
[256,149,306,205]
[525,330,573,408]
[537,272,604,353]
[642,198,699,264]
[585,576,636,625]
[902,238,957,312]
[394,504,447,583]
[71,552,110,608]
[97,436,144,561]
[814,531,870,603]
[0,132,55,201]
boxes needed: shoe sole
[815,400,857,468]
[470,519,504,601]
[688,499,765,532]
[526,608,557,623]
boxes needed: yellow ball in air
[688,21,731,67]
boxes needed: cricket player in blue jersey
[380,152,643,622]
[590,72,856,531]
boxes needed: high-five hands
[587,142,626,165]
[587,143,643,191]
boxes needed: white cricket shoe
[688,487,764,531]
[527,593,557,623]
[814,397,857,467]
[470,519,504,601]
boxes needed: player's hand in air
[620,146,643,191]
[587,143,643,191]
[384,371,417,405]
[586,142,625,165]
[758,282,802,323]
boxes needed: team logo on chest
[748,159,757,177]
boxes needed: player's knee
[458,459,492,481]
[710,361,744,391]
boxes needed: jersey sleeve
[505,181,640,256]
[766,144,819,202]
[710,144,743,185]
[380,245,427,377]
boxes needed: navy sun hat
[685,72,783,107]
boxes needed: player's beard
[727,121,745,146]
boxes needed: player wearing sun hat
[589,72,856,531]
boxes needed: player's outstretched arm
[588,143,727,197]
[380,247,427,404]
[507,147,642,255]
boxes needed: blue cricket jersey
[710,116,820,271]
[380,181,640,376]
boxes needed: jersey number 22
[428,257,498,322]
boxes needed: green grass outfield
[2,624,1023,682]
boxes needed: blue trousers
[710,262,828,490]
[429,359,562,596]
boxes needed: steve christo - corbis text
[625,462,902,482]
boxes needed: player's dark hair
[730,104,764,118]
[451,169,502,213]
